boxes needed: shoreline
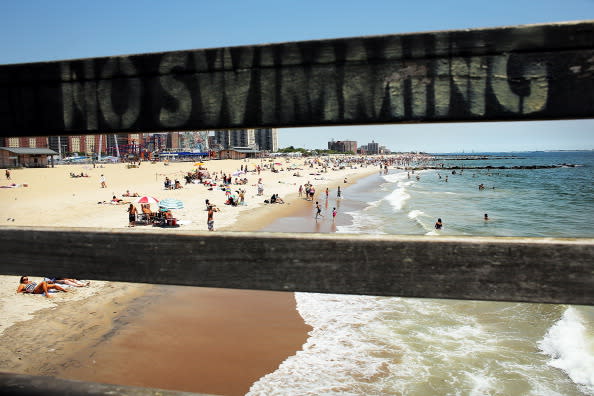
[0,156,388,395]
[222,166,376,232]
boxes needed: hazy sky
[2,0,593,152]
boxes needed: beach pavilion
[217,148,261,160]
[0,147,58,168]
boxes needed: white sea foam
[247,295,572,395]
[406,209,436,235]
[385,186,410,211]
[408,209,424,219]
[538,307,594,393]
[381,172,409,184]
[336,210,385,234]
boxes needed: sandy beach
[0,156,379,395]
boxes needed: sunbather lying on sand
[45,277,90,287]
[17,276,68,298]
[122,190,140,197]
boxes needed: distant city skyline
[280,119,594,153]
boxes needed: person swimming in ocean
[435,218,443,230]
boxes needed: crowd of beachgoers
[11,153,434,232]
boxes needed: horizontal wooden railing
[1,227,593,305]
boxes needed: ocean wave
[538,307,594,393]
[386,187,410,211]
[249,294,587,395]
[406,209,436,234]
[408,209,424,219]
[381,172,409,184]
[336,210,386,234]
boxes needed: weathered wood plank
[1,227,592,305]
[0,372,212,395]
[1,21,593,135]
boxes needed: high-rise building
[367,140,380,154]
[254,128,278,152]
[328,140,357,153]
[213,129,256,149]
[167,132,181,150]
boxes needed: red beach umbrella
[134,196,159,204]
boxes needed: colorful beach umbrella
[158,198,184,209]
[135,196,159,204]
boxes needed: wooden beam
[0,372,212,396]
[1,227,592,305]
[1,21,593,135]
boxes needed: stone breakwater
[408,164,580,170]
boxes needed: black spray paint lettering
[62,58,141,130]
[98,58,141,129]
[61,50,549,130]
[159,53,192,127]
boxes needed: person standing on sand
[127,204,138,227]
[207,205,219,231]
[298,185,303,197]
[257,179,264,196]
[100,174,107,188]
[5,169,10,180]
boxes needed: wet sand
[56,286,311,396]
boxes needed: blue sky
[1,0,593,152]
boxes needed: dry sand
[1,158,374,230]
[0,157,378,395]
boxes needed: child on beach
[315,201,323,219]
[332,207,337,221]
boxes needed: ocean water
[248,151,594,396]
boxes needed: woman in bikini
[17,276,68,298]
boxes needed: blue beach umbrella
[158,198,184,209]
